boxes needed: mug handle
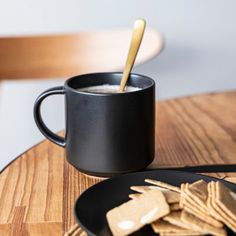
[33,86,66,148]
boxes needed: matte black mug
[34,72,155,177]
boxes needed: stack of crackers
[106,179,236,235]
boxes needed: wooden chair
[0,29,164,80]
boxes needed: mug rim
[64,72,155,96]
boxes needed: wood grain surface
[0,91,236,235]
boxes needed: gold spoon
[118,19,146,93]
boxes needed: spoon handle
[119,19,146,92]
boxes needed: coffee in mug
[78,84,140,94]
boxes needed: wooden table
[0,91,236,236]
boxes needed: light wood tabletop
[0,91,236,235]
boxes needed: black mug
[34,72,155,177]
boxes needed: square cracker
[128,193,140,199]
[215,181,236,222]
[181,183,207,213]
[181,184,223,228]
[163,211,192,230]
[184,180,209,213]
[151,219,201,235]
[159,234,203,236]
[130,185,164,193]
[207,182,235,226]
[181,210,227,236]
[159,233,204,236]
[210,182,236,229]
[207,182,223,222]
[129,190,181,210]
[208,182,236,233]
[164,191,181,204]
[130,185,180,203]
[183,204,223,228]
[179,183,185,208]
[170,203,181,211]
[145,179,181,192]
[106,189,170,236]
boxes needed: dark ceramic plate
[74,170,236,236]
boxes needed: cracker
[159,234,203,236]
[208,182,236,233]
[159,232,204,236]
[170,203,181,211]
[207,182,223,221]
[181,210,227,236]
[145,179,181,192]
[130,185,160,193]
[130,185,180,204]
[183,204,223,228]
[215,181,236,222]
[128,193,140,199]
[182,183,209,216]
[182,183,222,228]
[184,180,209,213]
[165,191,180,204]
[181,184,208,214]
[179,184,185,208]
[181,184,223,228]
[151,220,201,235]
[207,182,234,227]
[182,194,204,212]
[106,189,170,236]
[163,211,192,230]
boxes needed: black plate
[74,170,236,236]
